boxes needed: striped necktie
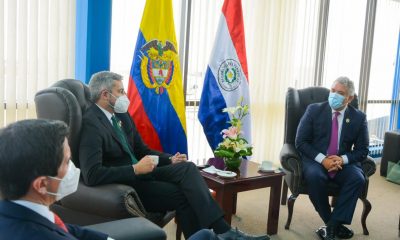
[111,115,138,164]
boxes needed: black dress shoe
[316,226,336,240]
[335,224,354,239]
[316,226,326,240]
[217,228,270,240]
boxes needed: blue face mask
[328,92,345,110]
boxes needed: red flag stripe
[127,76,163,151]
[222,0,249,82]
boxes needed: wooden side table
[201,159,284,235]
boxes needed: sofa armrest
[85,217,166,240]
[60,181,135,219]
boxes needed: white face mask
[47,161,80,201]
[108,92,130,113]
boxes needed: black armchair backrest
[284,86,358,145]
[52,79,92,113]
[34,79,92,166]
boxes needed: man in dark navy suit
[0,119,109,240]
[296,77,369,240]
[0,119,223,240]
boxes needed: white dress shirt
[12,200,54,223]
[96,104,114,125]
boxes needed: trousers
[303,160,365,224]
[132,161,224,238]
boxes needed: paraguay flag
[127,0,187,154]
[198,0,251,151]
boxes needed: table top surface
[200,158,284,185]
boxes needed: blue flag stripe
[130,31,188,154]
[198,67,231,150]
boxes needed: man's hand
[322,155,343,172]
[170,152,187,164]
[133,156,156,175]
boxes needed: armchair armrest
[280,143,302,174]
[280,143,303,196]
[60,181,138,219]
[361,156,376,177]
[86,217,166,240]
[358,156,376,199]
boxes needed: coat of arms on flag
[218,59,243,92]
[127,0,187,154]
[198,0,251,151]
[140,40,179,94]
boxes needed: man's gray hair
[334,76,355,96]
[89,71,123,102]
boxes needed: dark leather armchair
[34,79,180,238]
[86,218,166,240]
[279,87,376,235]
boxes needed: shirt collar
[12,200,54,223]
[96,104,114,124]
[331,105,347,115]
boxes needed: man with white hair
[296,77,369,240]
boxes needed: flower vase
[223,157,242,171]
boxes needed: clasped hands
[133,152,187,175]
[322,155,343,172]
[169,152,187,164]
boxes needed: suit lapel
[115,113,136,153]
[92,105,133,155]
[323,104,332,139]
[339,107,351,150]
[92,105,124,147]
[0,201,73,238]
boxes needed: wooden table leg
[215,188,234,224]
[267,176,283,235]
[281,181,288,205]
[232,193,237,214]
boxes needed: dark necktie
[54,212,68,233]
[327,111,340,178]
[111,115,138,164]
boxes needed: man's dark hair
[0,119,69,200]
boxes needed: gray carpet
[164,164,400,239]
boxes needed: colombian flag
[198,0,251,151]
[127,0,187,154]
